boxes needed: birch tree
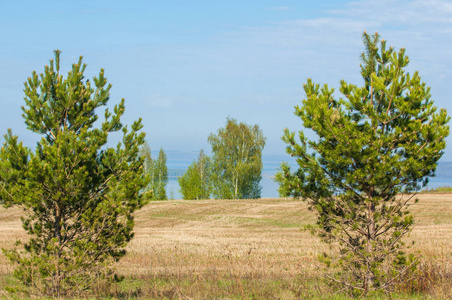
[139,140,154,195]
[208,118,266,199]
[153,148,168,200]
[178,149,211,200]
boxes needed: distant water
[161,150,452,199]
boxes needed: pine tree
[208,118,266,199]
[0,51,150,296]
[275,32,450,295]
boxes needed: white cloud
[330,0,452,26]
[141,94,175,108]
[215,0,451,75]
[268,6,292,10]
[139,93,200,109]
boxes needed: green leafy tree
[0,51,149,296]
[208,118,266,199]
[275,32,450,295]
[178,149,211,200]
[139,144,168,200]
[153,148,168,200]
[139,140,154,196]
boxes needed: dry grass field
[1,194,452,299]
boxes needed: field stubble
[1,194,452,299]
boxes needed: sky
[1,0,451,161]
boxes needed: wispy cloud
[267,6,292,11]
[207,0,451,113]
[141,94,175,108]
[140,93,198,109]
[329,0,452,27]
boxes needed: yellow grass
[1,194,452,299]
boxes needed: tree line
[139,117,266,201]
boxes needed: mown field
[1,194,452,299]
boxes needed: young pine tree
[0,51,150,297]
[275,33,450,295]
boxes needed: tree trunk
[234,173,239,199]
[365,201,376,293]
[54,202,62,297]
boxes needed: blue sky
[1,0,451,161]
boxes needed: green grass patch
[422,186,452,193]
[234,216,301,228]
